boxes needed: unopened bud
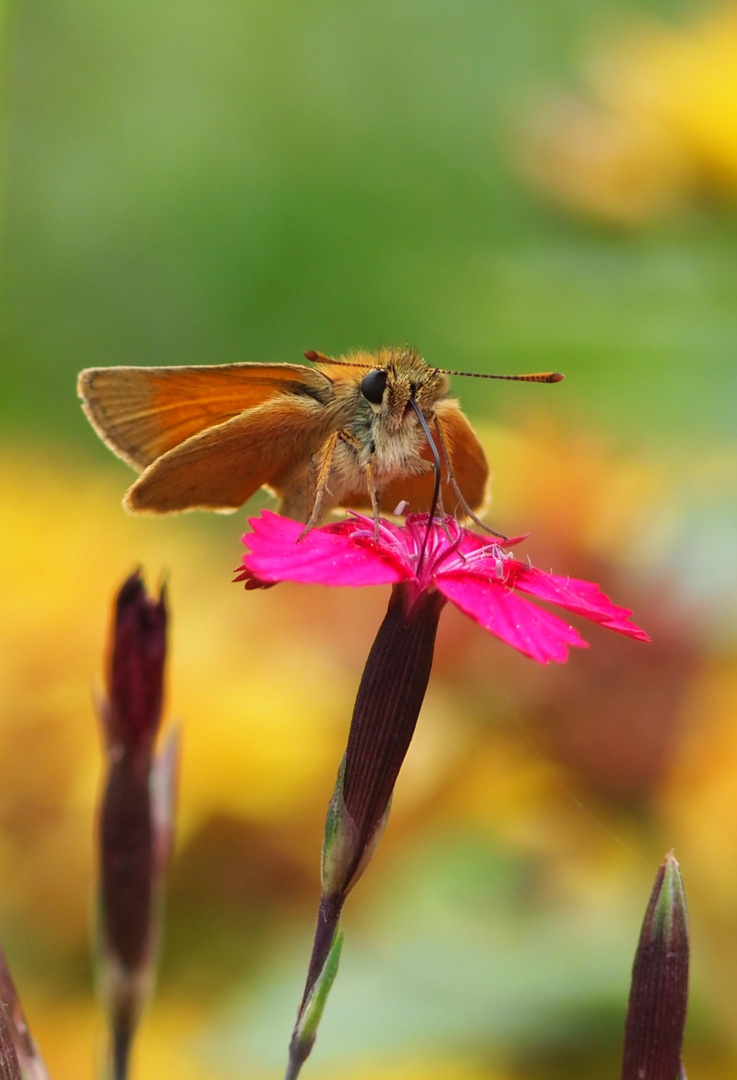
[621,852,689,1080]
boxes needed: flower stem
[299,894,344,1012]
[287,927,344,1080]
[112,1026,132,1080]
[284,583,445,1079]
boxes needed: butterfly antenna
[408,398,442,574]
[305,353,564,383]
[437,368,564,383]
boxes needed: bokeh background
[3,0,737,1076]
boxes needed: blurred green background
[2,0,737,1077]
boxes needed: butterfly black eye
[360,368,388,405]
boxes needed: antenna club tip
[548,372,564,383]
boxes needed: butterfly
[78,346,562,530]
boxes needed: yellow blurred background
[3,0,737,1076]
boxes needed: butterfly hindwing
[125,394,334,513]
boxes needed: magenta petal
[509,566,649,640]
[240,512,408,587]
[438,575,588,663]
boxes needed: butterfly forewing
[77,363,331,470]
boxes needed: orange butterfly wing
[77,363,330,469]
[125,395,334,514]
[434,398,490,513]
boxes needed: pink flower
[237,511,648,664]
[237,510,649,1079]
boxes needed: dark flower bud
[621,852,689,1080]
[97,571,177,1080]
[104,570,167,759]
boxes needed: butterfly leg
[337,429,381,537]
[434,417,507,540]
[364,461,381,538]
[298,430,340,538]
